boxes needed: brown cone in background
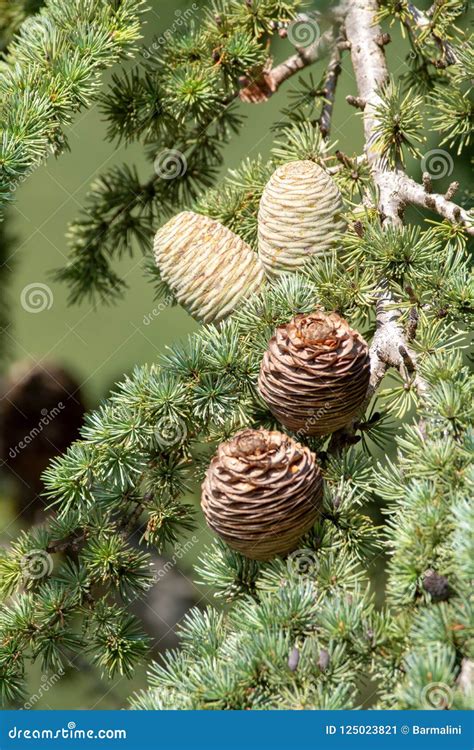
[201,428,323,561]
[258,311,370,436]
[0,361,86,522]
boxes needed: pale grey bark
[345,0,471,236]
[345,0,428,399]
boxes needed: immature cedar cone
[153,211,265,323]
[258,311,370,436]
[201,428,323,561]
[258,160,345,277]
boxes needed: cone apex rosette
[258,310,370,436]
[201,427,323,561]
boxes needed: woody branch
[345,0,429,400]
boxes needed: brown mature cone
[258,311,370,436]
[0,361,86,522]
[201,428,323,561]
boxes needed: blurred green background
[1,0,469,709]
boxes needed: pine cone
[201,428,323,560]
[258,160,345,277]
[0,361,86,522]
[153,211,265,323]
[258,311,370,436]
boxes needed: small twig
[336,150,352,168]
[352,219,364,237]
[240,26,339,103]
[444,181,459,201]
[319,42,343,138]
[398,344,416,373]
[396,174,473,235]
[375,32,391,47]
[405,2,458,65]
[47,530,87,554]
[240,3,351,103]
[119,498,145,534]
[269,24,338,89]
[346,95,366,110]
[326,152,367,175]
[406,304,419,342]
[422,172,433,193]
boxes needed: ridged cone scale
[258,311,370,436]
[154,211,265,323]
[201,428,323,561]
[258,160,345,277]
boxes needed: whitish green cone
[153,211,265,323]
[258,160,345,277]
